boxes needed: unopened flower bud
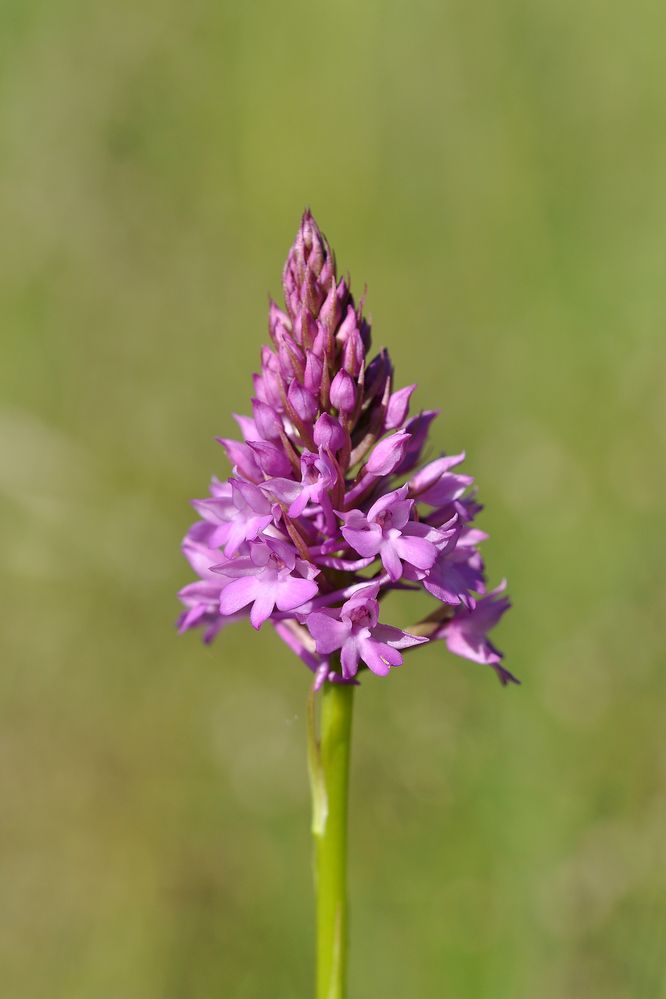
[330,370,355,414]
[366,431,411,476]
[359,315,372,350]
[336,278,350,313]
[304,352,324,396]
[311,325,329,359]
[319,280,340,331]
[385,384,416,429]
[314,413,346,452]
[365,349,393,401]
[276,330,305,382]
[343,328,364,377]
[247,440,293,477]
[336,305,357,346]
[318,252,334,291]
[282,210,335,320]
[293,308,317,350]
[252,398,283,441]
[288,380,319,423]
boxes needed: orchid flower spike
[179,210,514,686]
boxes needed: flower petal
[358,637,402,675]
[379,540,403,581]
[418,473,473,507]
[219,575,260,615]
[341,521,383,558]
[393,534,438,571]
[367,485,410,521]
[275,575,320,612]
[409,452,466,494]
[372,624,429,649]
[307,612,351,654]
[340,637,361,679]
[249,583,277,629]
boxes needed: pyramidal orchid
[178,211,514,999]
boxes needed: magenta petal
[367,485,410,521]
[380,541,403,581]
[253,398,283,441]
[307,612,351,654]
[288,381,319,422]
[234,479,271,514]
[233,413,258,441]
[207,525,229,549]
[275,575,319,612]
[249,584,277,629]
[295,558,320,581]
[423,562,474,606]
[211,557,256,578]
[358,637,402,675]
[178,605,207,633]
[219,575,260,615]
[366,431,411,476]
[247,513,273,539]
[393,534,437,570]
[340,638,361,679]
[263,537,297,569]
[458,527,489,548]
[341,522,383,558]
[223,520,249,557]
[183,541,225,578]
[248,441,292,477]
[393,410,439,474]
[216,439,261,480]
[330,370,355,413]
[372,624,428,649]
[471,593,511,632]
[263,477,303,506]
[314,413,346,452]
[385,384,416,429]
[445,630,487,663]
[409,452,466,493]
[191,496,233,524]
[418,473,474,507]
[288,488,310,518]
[209,476,230,499]
[454,585,510,633]
[382,500,413,531]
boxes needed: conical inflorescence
[179,211,515,687]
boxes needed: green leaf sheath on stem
[308,681,355,999]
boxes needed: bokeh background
[1,2,665,997]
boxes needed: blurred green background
[1,2,665,997]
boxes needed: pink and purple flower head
[178,211,515,688]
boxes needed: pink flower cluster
[179,212,515,687]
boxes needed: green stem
[308,681,354,999]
